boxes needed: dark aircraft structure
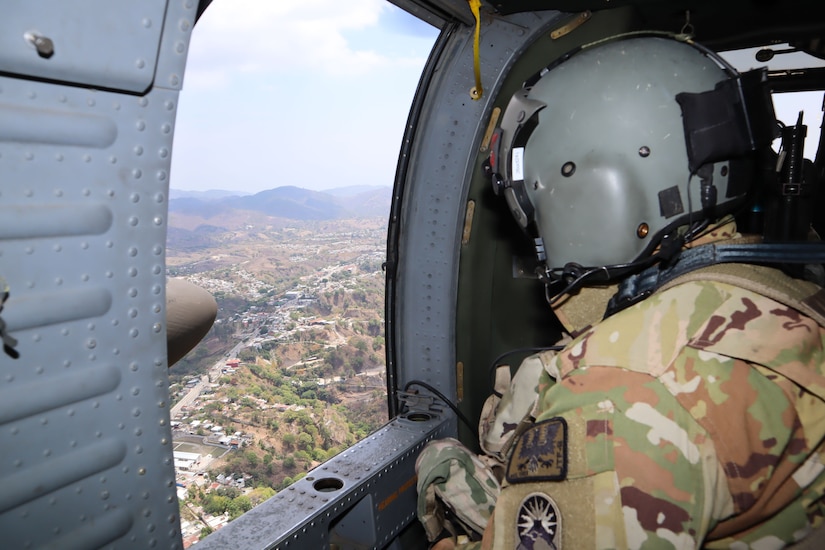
[2,0,825,548]
[165,278,217,368]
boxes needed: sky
[725,48,825,158]
[170,1,825,195]
[170,0,439,194]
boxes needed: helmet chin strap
[537,230,690,306]
[540,257,660,306]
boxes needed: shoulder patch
[507,417,567,483]
[516,492,562,549]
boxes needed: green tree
[227,496,252,520]
[352,338,368,352]
[325,349,344,369]
[239,348,257,362]
[216,486,240,499]
[245,451,259,467]
[203,494,231,515]
[300,389,317,400]
[297,432,314,451]
[367,319,382,337]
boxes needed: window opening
[165,3,437,545]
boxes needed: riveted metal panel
[0,0,197,548]
[0,0,168,93]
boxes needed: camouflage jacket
[486,264,825,549]
[416,438,500,543]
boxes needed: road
[169,333,251,419]
[170,377,208,419]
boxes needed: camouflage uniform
[416,221,825,548]
[416,438,500,543]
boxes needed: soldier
[416,35,825,549]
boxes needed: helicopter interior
[3,0,825,548]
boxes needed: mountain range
[169,185,392,221]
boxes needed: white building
[173,451,201,471]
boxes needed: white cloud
[187,0,394,85]
[171,1,438,193]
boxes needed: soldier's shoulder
[556,277,815,375]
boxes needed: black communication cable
[542,256,658,306]
[404,379,477,438]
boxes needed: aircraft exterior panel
[0,0,169,94]
[0,0,196,548]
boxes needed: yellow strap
[469,0,483,100]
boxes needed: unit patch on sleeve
[516,492,562,549]
[506,417,567,483]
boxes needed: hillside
[166,187,391,542]
[169,185,391,222]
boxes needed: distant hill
[169,197,228,218]
[321,185,388,197]
[166,226,221,250]
[169,189,251,201]
[169,185,391,221]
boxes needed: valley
[165,187,392,545]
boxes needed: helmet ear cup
[491,89,546,237]
[503,181,533,231]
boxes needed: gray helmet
[490,35,777,281]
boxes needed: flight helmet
[489,35,777,288]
